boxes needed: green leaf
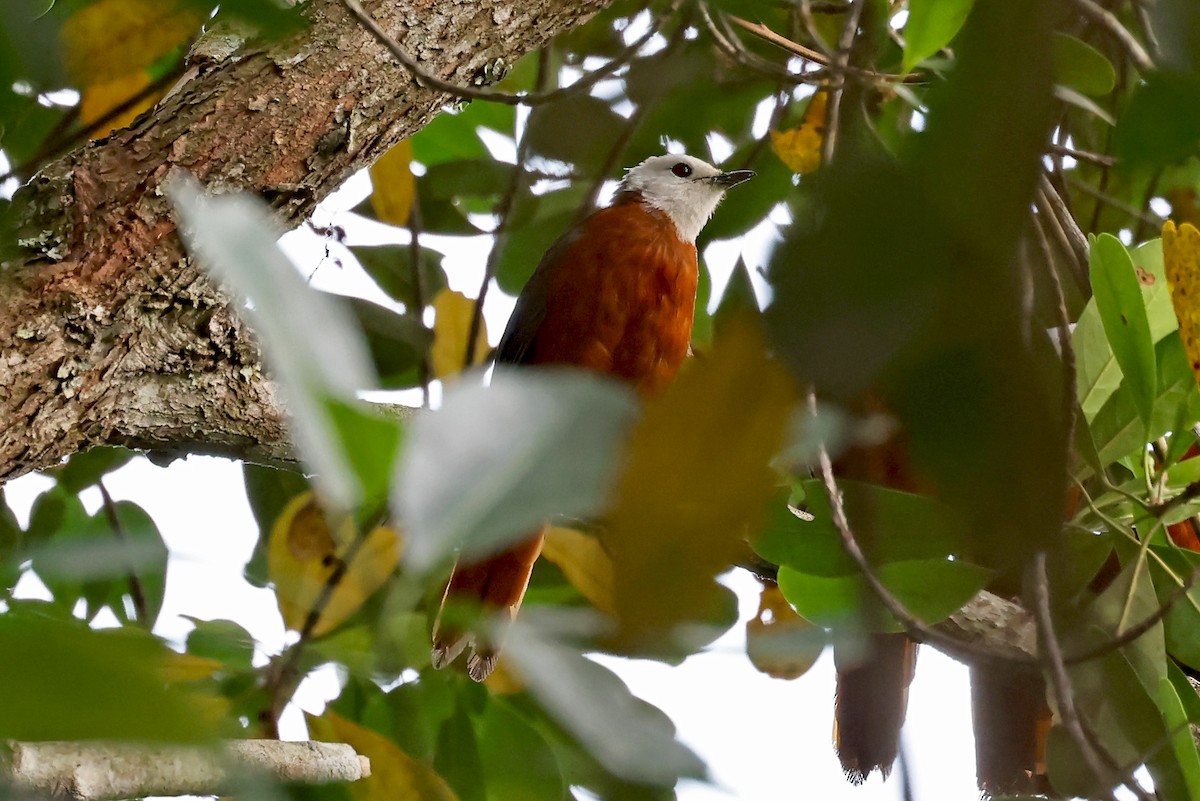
[352,244,448,311]
[1158,675,1200,800]
[0,612,219,741]
[525,95,624,167]
[699,150,792,243]
[1115,72,1200,169]
[342,296,432,390]
[1075,238,1175,420]
[777,557,991,631]
[478,699,566,801]
[1090,233,1157,429]
[420,159,514,202]
[1089,332,1200,466]
[242,464,310,587]
[504,614,705,786]
[753,480,973,576]
[169,177,377,511]
[1149,546,1200,671]
[1145,0,1200,74]
[1053,33,1116,97]
[1168,660,1200,723]
[325,398,404,519]
[395,369,637,569]
[902,0,976,74]
[494,186,587,295]
[46,446,134,492]
[435,699,485,801]
[108,500,168,626]
[186,618,256,670]
[411,103,515,167]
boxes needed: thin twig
[1152,479,1200,519]
[798,0,834,57]
[1070,172,1161,227]
[260,509,382,737]
[576,104,649,222]
[408,194,432,408]
[574,18,689,219]
[700,6,818,85]
[1030,551,1120,801]
[340,0,669,108]
[0,64,185,185]
[462,49,552,368]
[820,0,866,164]
[725,14,920,83]
[1036,180,1090,295]
[1132,168,1163,244]
[1040,174,1090,266]
[806,390,1032,667]
[1049,141,1115,168]
[1064,566,1200,664]
[727,14,829,63]
[1067,0,1154,74]
[97,479,148,626]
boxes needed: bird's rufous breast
[528,199,698,396]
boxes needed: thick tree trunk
[0,0,609,483]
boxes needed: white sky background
[2,154,988,800]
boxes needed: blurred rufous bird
[431,153,755,681]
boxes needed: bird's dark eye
[671,162,693,178]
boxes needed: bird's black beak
[710,169,755,188]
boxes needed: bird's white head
[617,154,755,243]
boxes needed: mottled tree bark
[0,0,610,483]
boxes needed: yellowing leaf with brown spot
[308,711,459,801]
[541,526,615,615]
[745,583,824,680]
[430,288,488,380]
[268,492,402,637]
[606,318,796,646]
[369,139,416,226]
[1163,221,1200,388]
[770,91,827,174]
[80,71,160,137]
[61,0,202,85]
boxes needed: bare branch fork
[5,740,369,801]
[339,0,674,108]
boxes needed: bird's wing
[494,225,584,366]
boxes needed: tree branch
[0,0,612,485]
[6,740,368,801]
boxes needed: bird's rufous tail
[834,633,918,783]
[431,529,546,681]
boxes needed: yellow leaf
[308,711,459,801]
[60,0,202,84]
[745,583,824,680]
[268,493,402,637]
[429,288,488,380]
[541,526,615,615]
[770,91,827,175]
[80,71,160,137]
[1164,221,1200,390]
[482,656,524,695]
[158,651,223,683]
[606,317,796,646]
[369,139,416,226]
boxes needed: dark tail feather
[431,530,546,680]
[834,633,918,783]
[971,664,1050,796]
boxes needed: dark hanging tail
[834,633,918,783]
[970,664,1051,794]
